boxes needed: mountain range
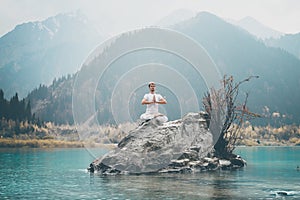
[172,12,300,124]
[264,33,300,59]
[1,11,300,125]
[155,9,196,27]
[0,11,103,98]
[230,16,283,39]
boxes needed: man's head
[148,82,156,93]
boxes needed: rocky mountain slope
[0,11,103,98]
[3,11,300,126]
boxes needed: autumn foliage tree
[203,75,260,158]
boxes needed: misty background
[1,1,300,127]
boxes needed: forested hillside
[4,12,300,126]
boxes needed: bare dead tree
[203,75,260,158]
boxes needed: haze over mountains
[0,11,104,98]
[1,10,300,125]
[265,33,300,59]
[172,12,300,124]
[231,16,283,39]
[155,9,196,27]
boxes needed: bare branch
[202,75,260,158]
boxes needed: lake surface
[0,146,299,199]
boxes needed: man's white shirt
[143,93,163,114]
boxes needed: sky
[1,0,300,37]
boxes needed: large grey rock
[88,112,246,175]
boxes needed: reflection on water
[89,169,247,199]
[0,147,299,199]
[88,147,300,199]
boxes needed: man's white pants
[140,113,168,123]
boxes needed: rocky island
[88,112,246,175]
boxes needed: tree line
[0,89,33,121]
[0,89,43,139]
[27,75,74,125]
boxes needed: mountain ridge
[172,12,300,125]
[232,16,283,39]
[1,11,300,125]
[0,11,103,98]
[265,33,300,59]
[23,11,300,126]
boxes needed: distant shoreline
[0,138,299,148]
[1,119,300,148]
[238,138,300,147]
[0,138,117,149]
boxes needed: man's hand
[157,97,167,104]
[141,95,156,105]
[141,94,167,105]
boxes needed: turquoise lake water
[0,146,299,199]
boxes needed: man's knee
[157,115,168,123]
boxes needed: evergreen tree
[9,93,19,120]
[25,100,32,121]
[0,89,6,118]
[0,90,33,122]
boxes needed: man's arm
[156,95,167,104]
[157,97,167,104]
[142,94,154,104]
[141,98,153,105]
[141,94,167,104]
